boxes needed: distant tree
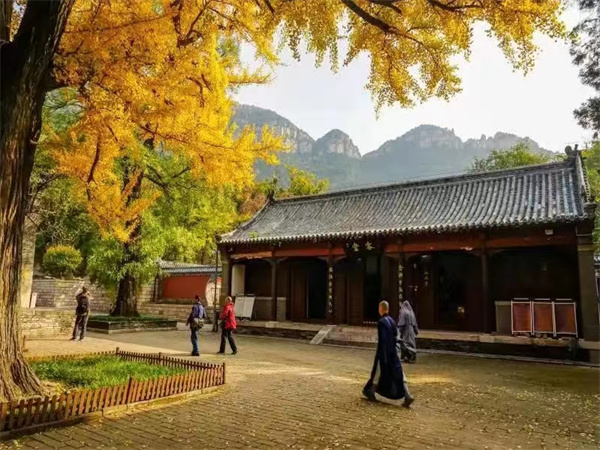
[42,245,82,278]
[81,154,243,312]
[571,0,600,134]
[469,143,556,173]
[237,166,329,221]
[284,167,329,198]
[33,178,100,266]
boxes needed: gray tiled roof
[221,157,593,245]
[158,260,219,275]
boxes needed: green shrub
[42,245,82,278]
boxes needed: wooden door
[347,258,364,325]
[407,255,435,329]
[465,255,483,332]
[290,264,307,322]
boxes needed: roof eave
[220,217,586,246]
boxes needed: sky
[235,5,595,155]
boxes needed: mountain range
[232,104,553,190]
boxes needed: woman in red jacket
[218,296,238,355]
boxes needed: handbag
[192,317,204,330]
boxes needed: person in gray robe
[398,300,419,363]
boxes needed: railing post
[158,352,163,365]
[125,377,134,404]
[222,362,226,385]
[115,347,120,356]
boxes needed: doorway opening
[363,255,382,323]
[307,259,327,320]
[285,258,328,322]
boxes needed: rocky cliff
[231,105,554,190]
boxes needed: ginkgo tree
[0,0,565,401]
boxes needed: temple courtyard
[1,331,598,450]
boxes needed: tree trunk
[0,0,75,402]
[111,165,143,317]
[113,269,140,317]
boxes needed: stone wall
[32,278,155,313]
[20,308,74,339]
[20,218,37,308]
[138,303,215,323]
[138,283,154,306]
[32,277,115,312]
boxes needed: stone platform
[237,320,600,363]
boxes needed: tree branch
[262,0,275,13]
[427,0,483,12]
[365,0,402,15]
[144,173,168,190]
[86,140,101,200]
[340,0,395,34]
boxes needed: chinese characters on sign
[344,240,381,256]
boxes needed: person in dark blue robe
[363,300,414,407]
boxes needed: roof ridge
[273,159,571,204]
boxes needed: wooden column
[216,249,231,332]
[481,246,490,333]
[219,249,231,301]
[577,234,599,341]
[397,251,404,310]
[327,256,334,323]
[269,259,279,321]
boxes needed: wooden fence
[0,349,225,434]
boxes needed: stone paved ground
[1,331,599,450]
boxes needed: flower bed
[0,349,225,435]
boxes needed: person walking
[218,296,238,355]
[71,286,90,341]
[398,300,419,363]
[186,295,206,356]
[363,300,414,407]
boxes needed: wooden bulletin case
[554,302,577,336]
[511,300,533,334]
[532,301,554,335]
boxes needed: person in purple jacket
[186,295,206,356]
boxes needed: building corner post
[216,247,231,332]
[577,231,599,342]
[481,238,491,333]
[269,258,279,321]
